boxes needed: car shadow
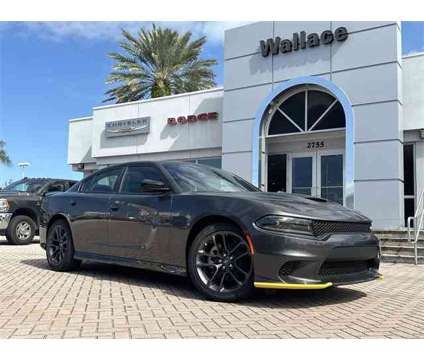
[0,239,39,246]
[20,258,367,307]
[0,235,40,246]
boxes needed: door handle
[70,200,76,206]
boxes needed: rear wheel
[46,219,81,271]
[188,223,254,302]
[6,215,36,245]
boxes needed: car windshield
[163,162,259,193]
[3,179,48,193]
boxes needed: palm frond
[0,140,11,166]
[104,24,217,103]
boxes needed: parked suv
[0,178,77,245]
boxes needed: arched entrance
[252,77,354,207]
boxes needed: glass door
[287,150,344,204]
[317,150,344,204]
[288,153,316,196]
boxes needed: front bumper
[251,229,381,289]
[39,225,47,249]
[0,213,12,232]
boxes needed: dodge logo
[167,112,218,125]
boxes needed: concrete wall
[91,88,223,159]
[223,21,404,228]
[68,117,95,166]
[403,53,424,131]
[68,88,224,169]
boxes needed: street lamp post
[17,162,31,179]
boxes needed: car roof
[102,160,194,169]
[21,177,77,182]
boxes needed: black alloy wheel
[46,219,81,271]
[188,223,253,301]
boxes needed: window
[184,157,222,169]
[121,166,166,194]
[163,162,257,193]
[404,144,415,197]
[4,178,49,193]
[197,157,222,169]
[267,88,345,136]
[66,181,78,190]
[67,182,80,192]
[85,167,122,193]
[267,154,286,192]
[45,182,65,193]
[320,154,343,204]
[403,144,415,226]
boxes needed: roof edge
[69,116,93,123]
[93,87,224,111]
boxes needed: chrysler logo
[105,117,150,137]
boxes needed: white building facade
[68,22,424,230]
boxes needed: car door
[108,164,173,261]
[69,167,124,256]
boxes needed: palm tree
[0,140,11,166]
[104,24,217,103]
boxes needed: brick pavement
[1,237,424,339]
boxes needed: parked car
[39,161,381,301]
[0,178,77,245]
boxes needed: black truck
[0,178,77,245]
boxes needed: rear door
[69,167,124,256]
[108,164,173,260]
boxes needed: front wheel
[46,219,81,272]
[188,223,254,302]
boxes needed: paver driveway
[1,237,424,339]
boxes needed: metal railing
[407,188,424,265]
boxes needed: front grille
[319,260,371,277]
[312,221,371,237]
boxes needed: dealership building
[68,21,424,230]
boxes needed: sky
[0,21,424,185]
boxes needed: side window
[46,182,65,193]
[121,166,166,194]
[67,182,80,192]
[65,181,77,191]
[85,168,122,193]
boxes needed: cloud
[0,21,252,44]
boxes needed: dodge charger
[39,161,381,301]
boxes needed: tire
[46,219,81,272]
[6,215,36,245]
[5,234,13,245]
[188,223,254,302]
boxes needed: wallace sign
[260,27,348,57]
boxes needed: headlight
[0,199,10,213]
[255,215,313,236]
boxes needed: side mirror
[141,179,170,193]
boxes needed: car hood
[198,191,371,223]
